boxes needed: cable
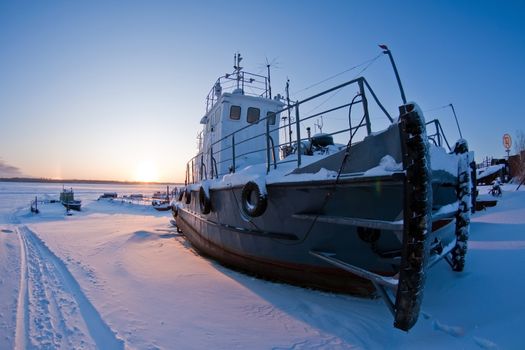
[293,53,383,96]
[302,54,382,116]
[423,104,450,113]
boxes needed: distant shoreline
[0,177,183,186]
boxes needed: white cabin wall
[197,93,283,180]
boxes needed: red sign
[503,134,512,150]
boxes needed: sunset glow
[133,161,159,183]
[0,1,523,183]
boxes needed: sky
[0,0,524,182]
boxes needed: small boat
[172,50,475,331]
[60,188,81,211]
[152,191,168,199]
[30,196,39,214]
[128,194,144,200]
[98,192,118,200]
[152,186,171,211]
[152,199,172,211]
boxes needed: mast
[267,63,272,99]
[286,79,292,147]
[233,53,243,92]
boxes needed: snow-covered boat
[152,186,172,211]
[98,192,118,200]
[152,199,171,211]
[152,191,168,199]
[172,49,474,331]
[60,188,81,211]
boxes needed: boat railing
[205,71,270,113]
[186,77,393,185]
[426,119,452,151]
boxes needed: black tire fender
[394,103,432,331]
[241,181,267,217]
[199,186,211,214]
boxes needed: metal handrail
[426,119,451,151]
[186,77,393,184]
[206,71,269,112]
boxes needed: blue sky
[1,1,524,181]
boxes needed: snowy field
[0,181,524,349]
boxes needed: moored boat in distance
[98,192,118,200]
[152,199,171,211]
[60,187,81,211]
[152,185,172,211]
[172,49,475,331]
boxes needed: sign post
[503,133,512,159]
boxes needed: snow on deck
[0,181,524,349]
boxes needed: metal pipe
[358,79,372,135]
[286,79,293,147]
[362,79,393,122]
[231,134,236,173]
[295,103,302,167]
[449,103,463,139]
[191,159,194,184]
[380,45,407,104]
[267,64,272,99]
[435,120,442,147]
[210,147,214,178]
[266,114,271,173]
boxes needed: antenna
[263,57,279,99]
[234,52,243,90]
[286,78,293,147]
[314,117,324,134]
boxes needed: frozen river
[0,181,523,349]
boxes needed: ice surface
[1,181,524,348]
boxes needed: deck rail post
[210,147,214,178]
[358,78,372,135]
[232,134,236,173]
[295,102,302,167]
[266,114,271,173]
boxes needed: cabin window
[230,105,241,120]
[247,107,260,124]
[267,111,276,125]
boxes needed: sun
[133,161,159,183]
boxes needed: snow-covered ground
[0,181,524,349]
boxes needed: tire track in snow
[15,226,29,350]
[18,226,124,349]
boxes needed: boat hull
[61,200,81,211]
[152,200,172,211]
[176,174,458,296]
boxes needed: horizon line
[0,177,184,186]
